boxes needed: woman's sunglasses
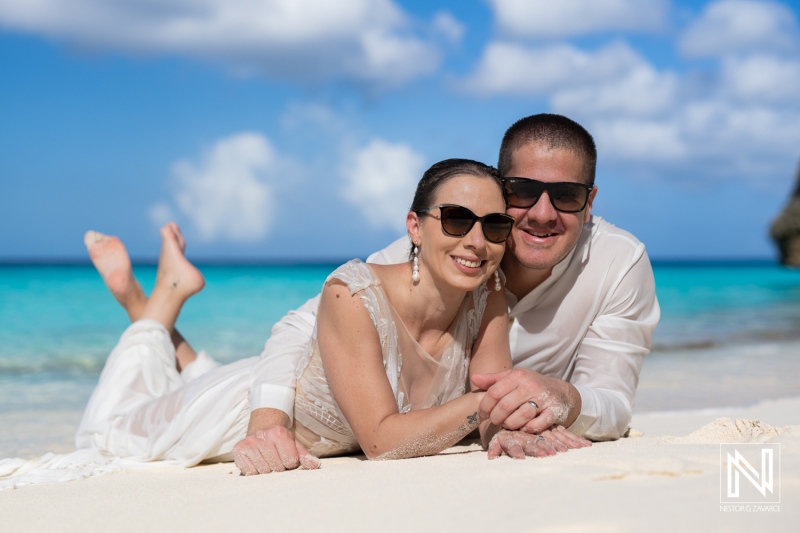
[415,204,514,244]
[500,177,593,213]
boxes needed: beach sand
[2,339,799,531]
[0,397,796,532]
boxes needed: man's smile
[527,230,558,238]
[518,226,563,243]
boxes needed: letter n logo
[720,443,781,504]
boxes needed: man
[235,114,659,474]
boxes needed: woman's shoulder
[319,261,386,335]
[325,259,379,295]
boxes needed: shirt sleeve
[566,246,660,440]
[248,236,410,419]
[366,236,410,265]
[249,294,320,421]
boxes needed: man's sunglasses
[416,204,514,244]
[500,178,594,213]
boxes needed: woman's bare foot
[84,230,146,320]
[138,223,205,335]
[155,222,205,300]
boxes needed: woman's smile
[452,255,484,271]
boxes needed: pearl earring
[494,270,501,291]
[411,244,420,283]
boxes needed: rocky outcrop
[771,163,800,266]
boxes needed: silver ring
[527,400,540,410]
[535,435,546,443]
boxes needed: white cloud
[588,100,800,183]
[156,132,287,243]
[0,0,446,88]
[721,54,800,104]
[340,139,425,231]
[148,202,175,229]
[463,41,642,96]
[679,100,800,161]
[432,11,465,44]
[679,0,799,58]
[463,40,678,117]
[593,118,687,161]
[552,64,678,117]
[461,33,800,186]
[488,0,668,39]
[280,102,348,133]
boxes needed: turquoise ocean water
[1,260,799,455]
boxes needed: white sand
[0,397,797,532]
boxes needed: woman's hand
[233,409,320,475]
[486,426,591,459]
[233,426,320,474]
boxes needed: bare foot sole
[155,224,205,298]
[84,230,146,313]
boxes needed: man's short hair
[498,114,597,185]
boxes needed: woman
[75,159,588,474]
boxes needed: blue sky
[1,0,799,261]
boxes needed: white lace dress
[292,260,490,457]
[0,260,490,489]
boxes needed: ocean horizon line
[0,257,355,267]
[0,256,789,268]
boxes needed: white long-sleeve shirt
[248,216,660,440]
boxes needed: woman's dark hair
[409,158,500,214]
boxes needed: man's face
[503,142,598,274]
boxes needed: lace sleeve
[324,259,375,294]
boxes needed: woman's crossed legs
[84,222,202,371]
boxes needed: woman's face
[407,175,507,293]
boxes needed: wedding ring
[527,400,540,410]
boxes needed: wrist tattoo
[457,412,481,433]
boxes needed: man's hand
[486,427,590,459]
[472,369,582,435]
[233,408,320,475]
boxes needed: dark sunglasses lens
[504,180,541,208]
[482,214,514,243]
[439,206,475,236]
[549,184,588,212]
[504,179,588,212]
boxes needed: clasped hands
[473,368,592,459]
[233,369,591,474]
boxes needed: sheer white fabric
[292,260,489,457]
[1,320,244,490]
[1,259,490,489]
[75,319,249,464]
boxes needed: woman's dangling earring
[411,244,420,283]
[494,270,501,291]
